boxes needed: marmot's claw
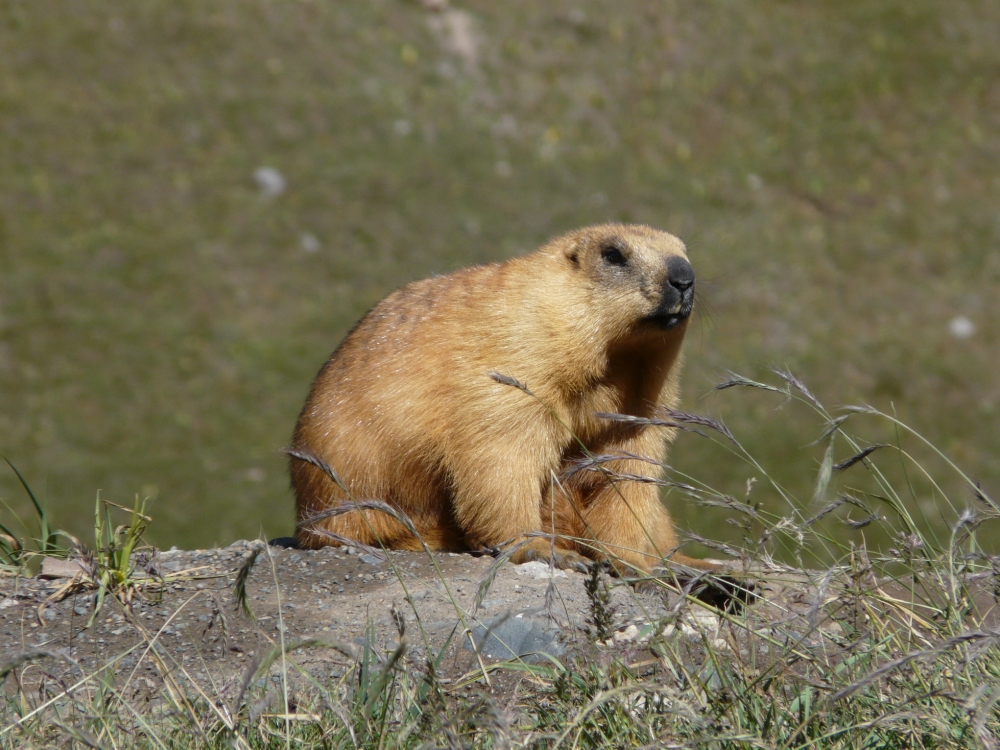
[568,559,591,575]
[631,577,663,595]
[551,549,590,573]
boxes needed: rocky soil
[2,542,995,707]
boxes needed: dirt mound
[3,543,993,706]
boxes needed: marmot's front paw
[511,540,591,574]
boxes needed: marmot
[290,223,716,574]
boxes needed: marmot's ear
[563,240,581,267]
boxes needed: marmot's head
[552,224,695,340]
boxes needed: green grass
[0,457,60,572]
[1,0,998,550]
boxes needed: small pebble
[254,166,286,197]
[949,315,974,339]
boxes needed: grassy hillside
[0,0,997,552]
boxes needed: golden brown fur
[290,223,716,573]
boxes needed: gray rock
[467,611,565,662]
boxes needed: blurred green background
[1,0,997,554]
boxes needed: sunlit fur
[291,223,717,573]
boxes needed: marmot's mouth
[646,312,688,330]
[646,302,693,330]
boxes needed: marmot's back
[294,263,519,451]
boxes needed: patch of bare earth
[2,543,997,708]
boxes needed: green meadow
[1,0,997,554]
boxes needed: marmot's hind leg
[291,457,423,551]
[295,502,424,551]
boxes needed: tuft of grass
[83,496,155,623]
[3,487,173,629]
[0,458,65,574]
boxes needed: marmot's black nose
[666,256,695,292]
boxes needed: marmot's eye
[601,247,627,266]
